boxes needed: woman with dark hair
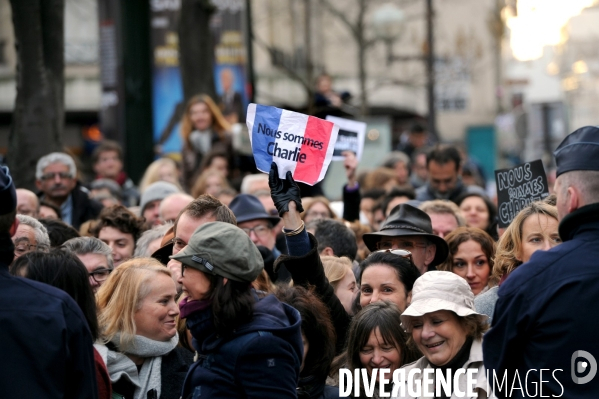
[10,249,111,398]
[172,221,303,398]
[457,193,499,241]
[275,285,339,399]
[331,301,420,398]
[358,251,421,312]
[437,226,496,296]
[179,94,232,188]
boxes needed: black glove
[268,162,304,216]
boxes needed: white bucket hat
[400,271,488,332]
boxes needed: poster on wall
[211,0,251,125]
[150,0,184,156]
[149,0,251,156]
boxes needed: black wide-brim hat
[363,203,449,267]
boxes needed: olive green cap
[170,221,264,283]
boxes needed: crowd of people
[1,93,598,398]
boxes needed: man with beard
[35,152,103,230]
[415,144,485,204]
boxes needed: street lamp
[371,1,436,139]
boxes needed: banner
[211,0,251,125]
[495,160,549,228]
[325,116,366,161]
[247,104,339,185]
[150,0,184,155]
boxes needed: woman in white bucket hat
[392,271,495,399]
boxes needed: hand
[343,151,358,187]
[269,162,304,216]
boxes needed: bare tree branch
[252,34,312,92]
[320,0,359,39]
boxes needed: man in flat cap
[484,126,599,398]
[0,166,97,397]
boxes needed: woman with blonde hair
[191,169,232,198]
[138,157,182,194]
[321,256,357,315]
[180,94,232,188]
[95,258,193,399]
[475,201,561,322]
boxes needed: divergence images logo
[571,350,597,385]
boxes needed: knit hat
[0,166,16,216]
[400,271,487,332]
[170,222,264,283]
[140,181,180,213]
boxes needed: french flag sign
[246,103,339,185]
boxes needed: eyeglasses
[375,239,429,251]
[180,263,188,277]
[305,211,330,220]
[89,268,113,283]
[172,238,186,253]
[371,249,413,263]
[14,243,37,257]
[240,225,271,238]
[40,172,73,181]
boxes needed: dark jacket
[182,293,303,398]
[342,184,361,222]
[71,183,103,230]
[276,233,352,354]
[0,266,98,398]
[37,182,103,230]
[483,203,599,398]
[415,179,485,204]
[108,345,193,399]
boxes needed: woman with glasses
[63,236,114,293]
[95,258,193,399]
[10,249,112,398]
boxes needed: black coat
[0,266,98,398]
[483,203,599,398]
[37,183,103,230]
[275,233,352,354]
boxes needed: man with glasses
[63,237,113,293]
[229,193,291,282]
[35,152,103,229]
[363,203,449,274]
[13,214,50,259]
[151,195,236,291]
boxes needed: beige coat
[391,339,496,399]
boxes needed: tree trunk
[178,0,217,102]
[357,0,368,116]
[8,0,65,190]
